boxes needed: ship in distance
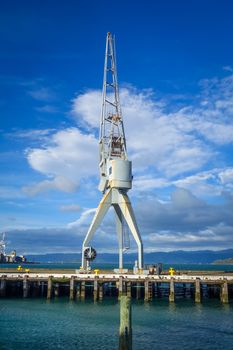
[0,232,27,264]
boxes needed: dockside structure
[0,272,232,303]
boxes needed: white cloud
[223,66,233,73]
[0,186,25,199]
[7,72,233,252]
[22,176,77,196]
[10,128,55,140]
[71,87,212,177]
[35,105,58,113]
[60,204,81,212]
[67,208,96,229]
[219,168,233,184]
[25,128,98,194]
[28,87,56,101]
[24,73,233,201]
[71,90,101,129]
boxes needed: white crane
[81,32,144,270]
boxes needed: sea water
[1,262,233,272]
[1,298,233,350]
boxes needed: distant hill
[213,258,233,265]
[26,249,233,264]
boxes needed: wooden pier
[0,270,233,303]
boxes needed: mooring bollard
[119,295,132,350]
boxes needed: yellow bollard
[25,268,30,273]
[17,265,22,271]
[169,267,175,276]
[94,269,99,275]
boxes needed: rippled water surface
[1,298,233,350]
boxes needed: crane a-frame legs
[81,188,144,270]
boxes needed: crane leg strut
[81,188,143,270]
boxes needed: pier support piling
[41,281,45,297]
[99,283,103,301]
[93,278,99,301]
[32,281,40,297]
[81,281,85,300]
[54,283,59,297]
[221,281,229,304]
[118,276,124,298]
[0,278,6,297]
[70,276,75,300]
[169,278,175,302]
[144,279,148,301]
[47,276,53,299]
[126,282,131,298]
[119,296,132,350]
[23,277,29,298]
[76,282,81,299]
[195,278,201,303]
[136,282,142,300]
[144,279,153,302]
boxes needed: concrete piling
[99,283,103,300]
[148,281,153,301]
[54,283,59,297]
[119,296,132,350]
[145,279,153,301]
[221,281,229,304]
[0,278,6,297]
[70,276,75,300]
[155,282,161,298]
[136,282,142,300]
[41,281,45,297]
[144,279,149,301]
[118,276,124,298]
[195,278,201,303]
[126,282,131,298]
[182,283,186,298]
[76,282,81,299]
[32,281,40,297]
[93,278,99,301]
[47,276,53,299]
[23,277,29,298]
[81,281,85,300]
[169,278,175,302]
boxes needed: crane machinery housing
[81,32,144,271]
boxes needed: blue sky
[1,0,233,255]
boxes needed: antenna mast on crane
[81,32,144,270]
